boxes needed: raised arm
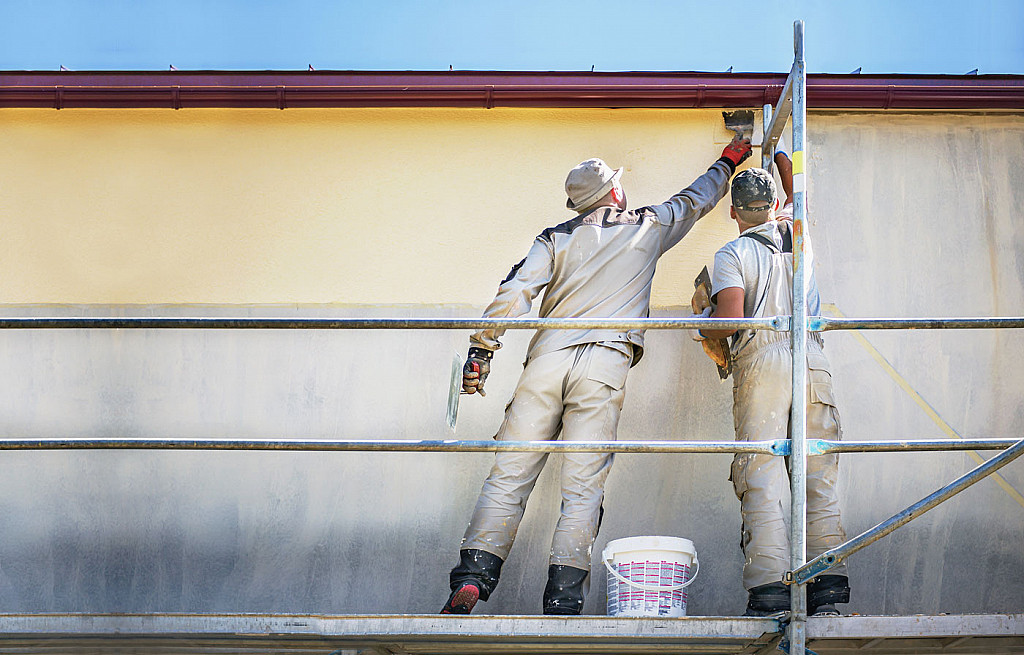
[772,132,794,207]
[650,137,751,252]
[775,150,794,207]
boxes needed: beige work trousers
[461,342,630,570]
[731,339,849,590]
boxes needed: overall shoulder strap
[780,222,793,253]
[739,231,781,253]
[739,224,793,254]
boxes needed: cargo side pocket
[586,346,630,390]
[807,352,842,440]
[807,352,836,407]
[730,454,750,501]
[493,395,516,441]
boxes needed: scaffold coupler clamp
[778,635,820,655]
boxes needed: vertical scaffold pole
[788,19,809,655]
[762,103,774,171]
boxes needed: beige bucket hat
[565,158,623,211]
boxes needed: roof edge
[2,71,1022,110]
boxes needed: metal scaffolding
[0,612,1020,654]
[1,319,1021,654]
[0,19,1022,655]
[756,20,1023,655]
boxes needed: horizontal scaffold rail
[816,438,1021,454]
[0,437,1018,454]
[0,438,786,454]
[814,316,1024,331]
[0,316,1021,331]
[0,316,783,331]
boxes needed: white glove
[692,306,713,342]
[775,131,790,158]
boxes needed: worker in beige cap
[441,136,752,616]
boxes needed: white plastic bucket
[602,536,699,617]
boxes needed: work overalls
[729,222,849,590]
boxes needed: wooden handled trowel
[693,266,733,380]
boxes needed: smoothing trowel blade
[722,110,755,139]
[446,353,462,430]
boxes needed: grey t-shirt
[711,206,821,356]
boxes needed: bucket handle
[602,556,699,592]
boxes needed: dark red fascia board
[1,71,1022,110]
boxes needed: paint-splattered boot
[441,549,503,614]
[543,565,589,615]
[743,582,790,617]
[809,575,850,616]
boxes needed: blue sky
[2,0,1023,74]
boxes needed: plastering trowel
[722,110,755,141]
[446,353,462,430]
[693,266,732,380]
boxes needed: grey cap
[731,168,777,212]
[565,158,623,212]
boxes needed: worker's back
[474,160,732,359]
[530,206,666,360]
[714,211,822,359]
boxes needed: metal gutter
[1,71,1022,110]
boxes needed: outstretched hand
[721,136,753,167]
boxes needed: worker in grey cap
[698,149,851,617]
[441,136,752,616]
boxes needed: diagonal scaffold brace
[787,436,1024,585]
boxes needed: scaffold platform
[0,613,1020,655]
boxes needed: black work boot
[441,549,504,614]
[743,582,791,617]
[543,565,589,615]
[808,575,850,616]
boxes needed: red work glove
[462,347,493,396]
[720,136,753,168]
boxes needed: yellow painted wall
[1,107,1023,616]
[1,108,739,306]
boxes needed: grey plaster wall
[0,113,1022,617]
